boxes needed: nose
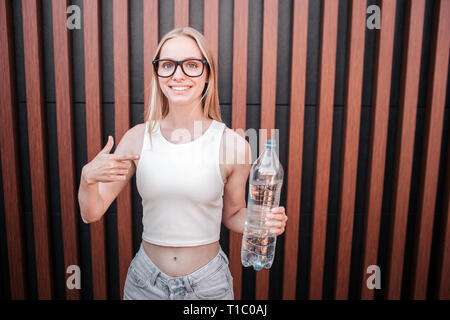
[172,64,186,80]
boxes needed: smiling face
[157,36,208,109]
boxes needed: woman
[78,27,287,300]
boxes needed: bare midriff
[142,240,220,277]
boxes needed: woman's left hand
[265,207,288,236]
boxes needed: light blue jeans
[123,243,234,300]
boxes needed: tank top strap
[212,120,226,136]
[141,120,150,151]
[210,120,226,167]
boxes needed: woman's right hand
[81,136,140,185]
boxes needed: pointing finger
[112,154,140,161]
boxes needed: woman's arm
[78,124,143,223]
[221,165,251,233]
[221,130,252,233]
[220,129,288,235]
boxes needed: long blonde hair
[144,27,222,140]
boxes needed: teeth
[171,87,189,91]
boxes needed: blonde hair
[144,27,222,140]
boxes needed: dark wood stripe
[0,0,27,299]
[309,0,339,300]
[174,0,189,28]
[143,0,159,111]
[255,0,278,301]
[437,142,450,299]
[203,0,219,64]
[360,0,396,300]
[334,0,366,300]
[83,0,108,300]
[22,0,54,300]
[282,0,308,300]
[51,0,81,300]
[412,0,449,300]
[113,0,133,300]
[230,0,249,301]
[385,0,425,300]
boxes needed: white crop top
[136,119,226,246]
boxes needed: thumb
[100,135,114,154]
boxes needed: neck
[164,101,208,128]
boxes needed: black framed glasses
[152,58,208,78]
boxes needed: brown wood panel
[0,0,27,299]
[255,0,278,301]
[83,0,108,300]
[174,0,189,29]
[412,0,449,300]
[334,0,366,300]
[385,0,425,300]
[360,0,396,300]
[230,0,249,300]
[437,142,450,299]
[309,0,339,300]
[51,0,81,300]
[203,0,219,64]
[282,0,308,300]
[143,0,159,111]
[113,0,133,300]
[22,0,54,300]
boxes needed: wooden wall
[0,0,449,300]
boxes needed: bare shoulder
[115,122,147,157]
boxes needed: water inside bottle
[241,181,282,270]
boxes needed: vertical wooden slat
[255,0,278,301]
[360,0,396,300]
[174,0,189,29]
[385,0,425,300]
[412,0,449,300]
[334,0,366,300]
[437,142,450,299]
[22,0,54,300]
[203,0,219,63]
[143,0,158,111]
[309,0,339,300]
[230,0,249,301]
[83,0,108,300]
[113,0,133,300]
[0,0,27,299]
[282,0,308,300]
[51,0,81,300]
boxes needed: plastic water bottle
[241,139,284,271]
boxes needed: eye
[186,61,200,69]
[161,61,174,69]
